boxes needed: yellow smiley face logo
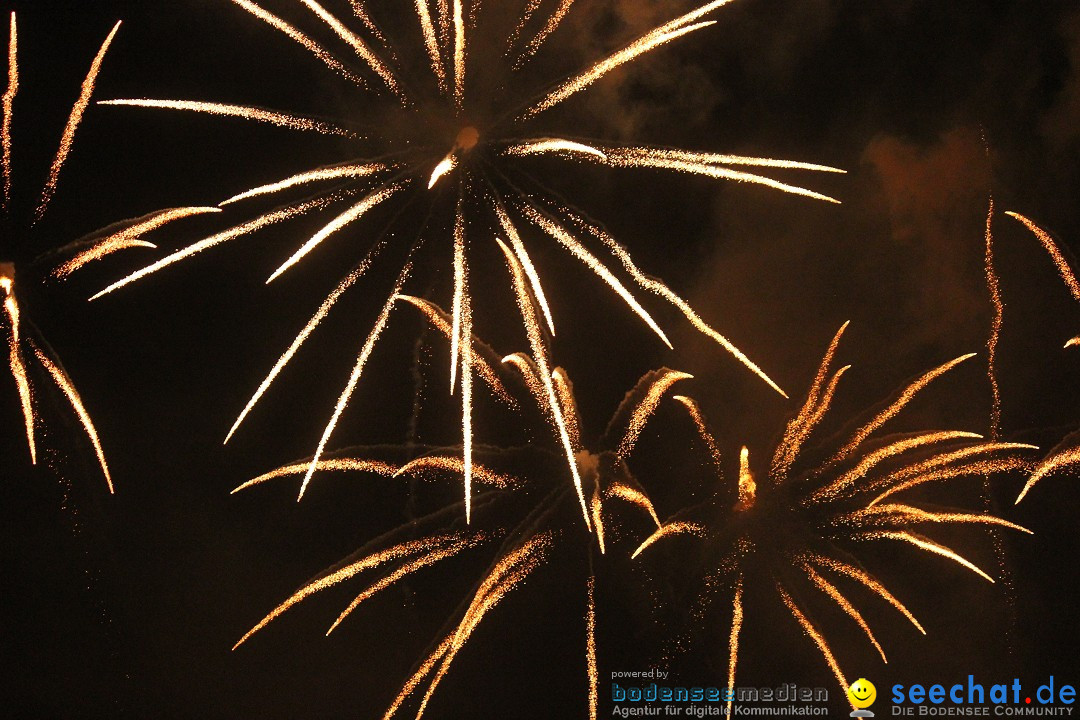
[848,678,877,709]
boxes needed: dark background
[2,0,1080,717]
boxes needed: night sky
[3,1,1080,718]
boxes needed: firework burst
[91,0,845,524]
[634,323,1037,705]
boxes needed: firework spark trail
[436,0,451,49]
[497,237,590,529]
[774,366,850,482]
[808,431,985,502]
[232,457,399,493]
[33,346,114,492]
[228,0,364,85]
[805,554,925,634]
[502,351,547,410]
[298,263,412,501]
[601,151,841,204]
[414,0,446,93]
[520,204,672,348]
[564,210,787,397]
[587,574,598,720]
[856,531,995,583]
[772,323,850,477]
[494,203,555,334]
[226,259,381,444]
[552,368,582,448]
[867,458,1034,510]
[90,198,332,301]
[460,285,475,522]
[1006,211,1080,303]
[233,533,471,650]
[735,446,757,510]
[801,564,886,662]
[397,295,514,404]
[383,636,453,720]
[865,445,1036,505]
[267,183,404,283]
[622,148,846,174]
[591,488,606,553]
[518,0,576,65]
[395,455,515,488]
[505,0,543,55]
[984,199,1004,439]
[616,369,693,459]
[99,99,354,137]
[2,282,34,463]
[777,584,851,705]
[452,0,465,108]
[2,13,16,211]
[36,21,120,220]
[606,481,661,527]
[55,206,222,278]
[848,504,1032,535]
[1068,337,1080,349]
[522,0,741,118]
[503,139,608,161]
[725,576,743,717]
[408,535,551,720]
[828,354,977,465]
[631,521,704,559]
[347,1,389,46]
[221,163,387,206]
[298,0,402,98]
[450,205,466,391]
[673,395,722,471]
[1016,447,1080,504]
[327,536,487,635]
[428,154,456,188]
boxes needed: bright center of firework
[0,262,14,294]
[454,126,479,152]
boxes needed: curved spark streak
[227,0,364,85]
[802,565,886,662]
[616,369,693,459]
[850,504,1032,535]
[266,183,404,283]
[3,291,34,463]
[395,456,515,489]
[866,444,1037,505]
[523,17,721,118]
[725,576,743,717]
[591,489,606,554]
[984,199,1003,437]
[90,198,331,300]
[502,351,546,408]
[232,458,399,494]
[521,205,672,348]
[631,522,705,559]
[33,348,113,493]
[36,21,121,220]
[494,203,555,335]
[805,554,925,634]
[298,266,411,500]
[809,431,984,503]
[233,534,470,650]
[1006,211,1080,303]
[55,206,222,278]
[221,163,386,206]
[602,152,841,204]
[100,99,354,137]
[1016,447,1080,504]
[606,482,661,527]
[2,13,16,210]
[226,261,378,444]
[625,148,846,174]
[298,0,401,98]
[327,539,482,635]
[428,154,456,189]
[829,354,977,464]
[497,237,590,529]
[1067,336,1080,349]
[397,295,514,404]
[859,531,995,583]
[450,206,466,391]
[348,2,388,46]
[777,585,851,707]
[553,369,582,449]
[504,139,608,161]
[566,212,786,396]
[673,395,722,470]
